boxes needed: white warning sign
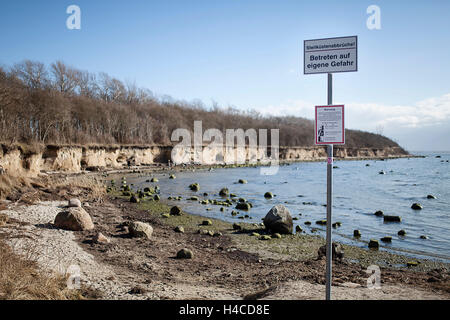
[315,105,345,145]
[304,36,357,74]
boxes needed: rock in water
[219,188,229,197]
[263,204,293,234]
[398,229,407,236]
[374,210,383,217]
[54,207,94,231]
[368,239,379,249]
[189,183,200,191]
[235,202,251,210]
[411,203,423,210]
[383,215,402,222]
[68,198,82,208]
[176,248,193,259]
[128,221,153,239]
[264,192,274,199]
[427,194,436,199]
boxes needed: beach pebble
[68,198,82,208]
[176,248,193,259]
[232,223,242,231]
[174,226,184,233]
[128,221,153,239]
[130,195,139,203]
[272,233,282,239]
[202,219,212,226]
[93,232,110,244]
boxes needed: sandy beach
[1,168,448,300]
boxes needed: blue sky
[1,0,449,151]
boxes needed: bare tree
[11,60,49,90]
[75,70,98,98]
[50,61,78,94]
[98,72,126,103]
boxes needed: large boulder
[54,207,94,231]
[128,221,153,239]
[263,205,293,234]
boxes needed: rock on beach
[263,204,293,234]
[54,207,94,231]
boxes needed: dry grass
[0,240,89,300]
[49,175,106,203]
[0,174,32,200]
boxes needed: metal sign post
[305,36,357,300]
[325,73,333,300]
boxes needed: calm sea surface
[127,152,450,262]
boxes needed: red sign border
[315,105,345,145]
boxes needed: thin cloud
[260,93,450,133]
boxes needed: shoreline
[1,153,448,300]
[1,182,448,300]
[57,152,422,180]
[128,192,449,272]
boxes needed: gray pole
[325,73,333,300]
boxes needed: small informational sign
[304,36,357,74]
[315,105,345,145]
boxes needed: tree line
[0,60,403,150]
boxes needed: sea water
[129,152,450,262]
